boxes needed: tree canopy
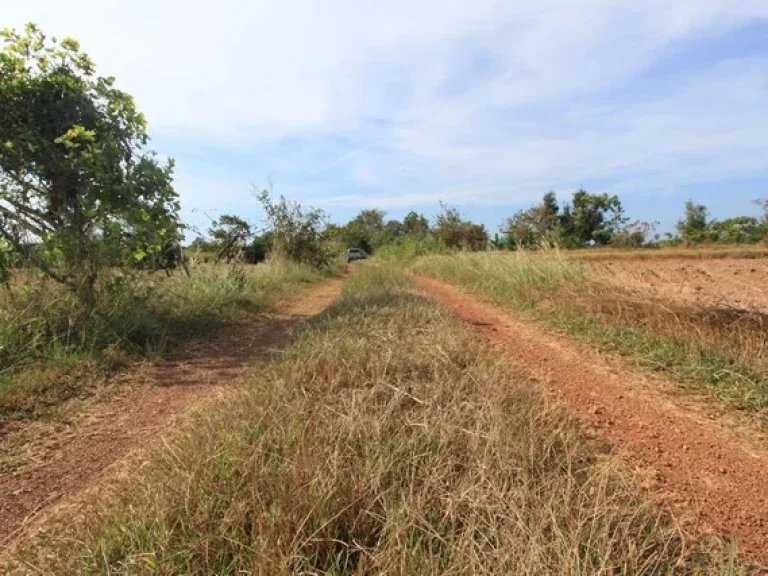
[0,23,181,304]
[209,214,253,262]
[503,191,629,249]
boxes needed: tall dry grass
[0,260,329,423]
[412,251,768,419]
[8,267,736,574]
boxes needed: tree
[554,203,577,247]
[676,200,709,244]
[435,203,488,251]
[502,209,539,249]
[209,214,253,262]
[542,191,559,223]
[244,231,273,264]
[0,24,181,306]
[381,219,404,245]
[255,187,329,268]
[708,217,763,244]
[342,209,386,252]
[501,192,565,250]
[569,190,627,246]
[402,211,430,239]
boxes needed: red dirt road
[418,275,768,567]
[0,278,344,548]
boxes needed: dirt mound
[0,278,344,548]
[418,275,768,567]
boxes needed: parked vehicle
[345,248,368,263]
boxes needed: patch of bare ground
[591,257,768,313]
[417,275,768,568]
[0,277,345,549]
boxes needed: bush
[256,188,332,268]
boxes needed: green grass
[412,252,768,423]
[0,260,336,424]
[6,266,736,574]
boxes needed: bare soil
[418,275,768,567]
[591,257,768,312]
[0,277,344,548]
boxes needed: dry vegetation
[4,266,738,574]
[412,252,768,425]
[0,260,332,427]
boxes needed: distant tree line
[501,191,768,250]
[192,202,491,264]
[673,199,768,246]
[191,191,768,266]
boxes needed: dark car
[345,248,368,263]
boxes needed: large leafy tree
[567,190,627,246]
[0,24,181,305]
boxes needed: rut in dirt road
[417,275,768,567]
[0,277,345,548]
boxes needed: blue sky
[7,1,768,237]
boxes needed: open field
[591,257,768,312]
[568,245,768,261]
[2,267,740,574]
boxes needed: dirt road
[418,275,768,566]
[0,277,344,548]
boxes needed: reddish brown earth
[591,257,768,312]
[0,277,344,548]
[417,275,768,567]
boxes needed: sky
[6,1,768,237]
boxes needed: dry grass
[7,267,737,574]
[412,252,768,421]
[0,260,330,425]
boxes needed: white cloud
[5,1,768,216]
